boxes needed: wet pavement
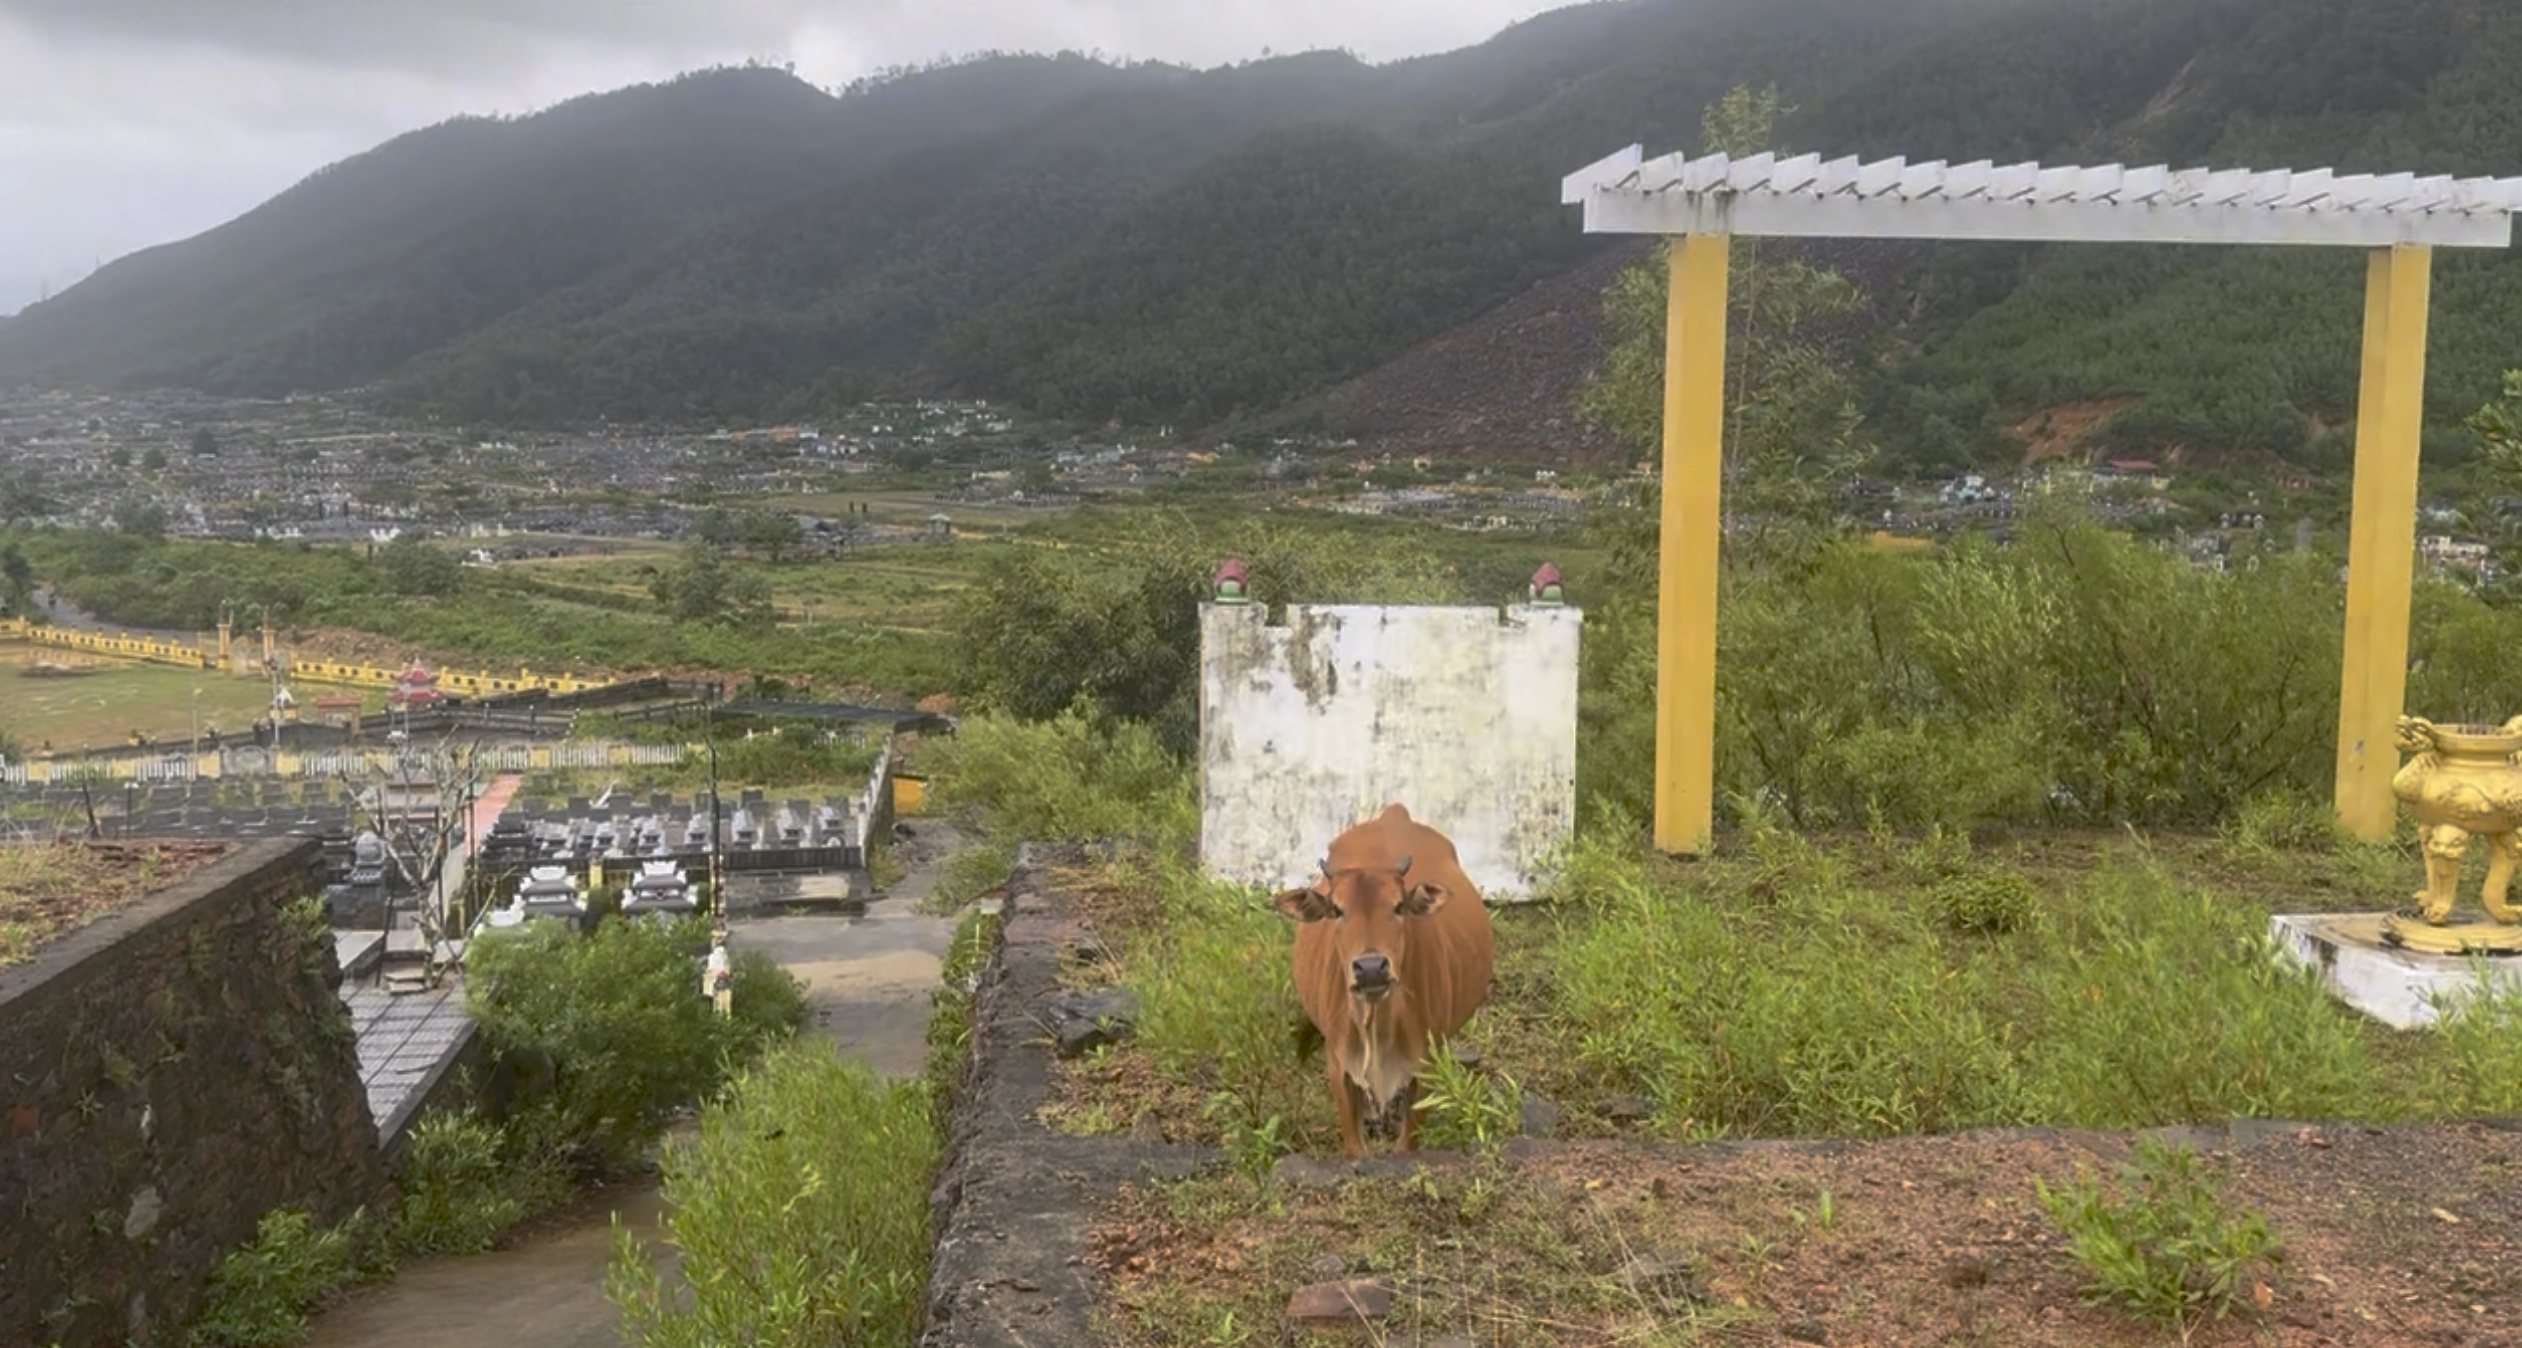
[303,1184,669,1348]
[727,824,960,1074]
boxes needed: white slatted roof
[1561,146,2522,248]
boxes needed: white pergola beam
[1569,149,2522,248]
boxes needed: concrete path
[729,819,962,1076]
[300,818,972,1348]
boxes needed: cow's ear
[1273,886,1338,922]
[1397,880,1450,917]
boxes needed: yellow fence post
[2335,243,2434,840]
[1656,233,1732,857]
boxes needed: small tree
[738,509,802,563]
[1577,83,1873,555]
[374,536,465,598]
[190,426,221,456]
[2471,370,2522,481]
[0,543,33,617]
[111,493,167,540]
[650,541,774,630]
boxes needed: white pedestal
[2270,912,2522,1030]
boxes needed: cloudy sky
[0,0,1584,315]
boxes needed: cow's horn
[1319,856,1333,881]
[1396,854,1411,877]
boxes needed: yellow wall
[1,618,606,697]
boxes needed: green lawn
[0,644,370,750]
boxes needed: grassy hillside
[4,0,2519,469]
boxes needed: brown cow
[1275,802,1495,1156]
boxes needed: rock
[1519,1094,1562,1138]
[1784,1318,1830,1344]
[1450,1045,1482,1068]
[1274,1155,1348,1191]
[1605,1096,1653,1123]
[1309,1254,1347,1279]
[1012,892,1051,915]
[1042,988,1140,1058]
[122,1186,163,1240]
[1286,1279,1390,1323]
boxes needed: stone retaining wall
[921,844,1214,1348]
[0,838,385,1348]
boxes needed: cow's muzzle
[1349,953,1393,1000]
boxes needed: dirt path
[302,822,970,1347]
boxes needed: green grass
[2037,1137,2285,1333]
[0,645,351,750]
[1024,801,2522,1158]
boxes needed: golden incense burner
[2388,716,2522,954]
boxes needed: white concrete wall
[1198,601,1581,903]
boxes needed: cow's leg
[1395,1076,1424,1152]
[1330,1056,1365,1157]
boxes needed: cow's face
[1274,855,1452,1004]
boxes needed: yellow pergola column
[1655,233,1731,856]
[2335,244,2434,840]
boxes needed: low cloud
[0,0,1571,312]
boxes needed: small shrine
[387,664,446,710]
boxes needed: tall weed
[2038,1137,2284,1331]
[393,1112,527,1256]
[927,711,1195,847]
[188,1208,385,1348]
[2412,970,2522,1118]
[1547,836,2394,1137]
[609,1042,939,1348]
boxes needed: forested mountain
[5,0,2520,470]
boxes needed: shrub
[728,947,812,1038]
[2037,1137,2284,1330]
[927,710,1194,846]
[394,1112,528,1256]
[1578,509,2380,835]
[1931,867,2040,936]
[189,1208,381,1348]
[463,917,805,1172]
[609,1042,940,1348]
[1546,837,2390,1139]
[688,724,883,790]
[2221,788,2346,857]
[2411,970,2522,1118]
